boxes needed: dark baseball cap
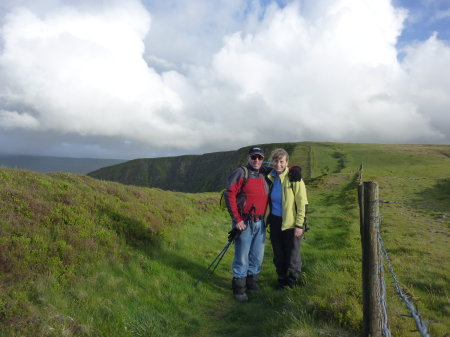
[248,147,264,157]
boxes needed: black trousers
[268,214,302,283]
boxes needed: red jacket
[224,164,270,224]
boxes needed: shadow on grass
[100,207,218,287]
[321,174,359,209]
[208,247,360,337]
[413,178,450,212]
[307,174,360,253]
[100,196,360,337]
[102,210,304,337]
[206,221,360,335]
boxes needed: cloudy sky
[0,0,449,159]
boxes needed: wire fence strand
[377,216,431,337]
[376,213,391,337]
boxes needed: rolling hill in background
[88,142,312,192]
[0,154,126,174]
[1,141,449,336]
[88,141,449,192]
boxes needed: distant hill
[0,154,126,174]
[88,142,311,192]
[88,142,450,192]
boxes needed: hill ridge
[88,142,450,192]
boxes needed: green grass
[1,142,449,336]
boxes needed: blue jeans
[232,219,266,278]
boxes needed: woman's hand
[294,227,304,238]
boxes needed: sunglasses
[250,155,264,161]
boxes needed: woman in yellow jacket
[265,148,308,289]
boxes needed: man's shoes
[232,277,248,302]
[246,274,260,291]
[234,293,249,302]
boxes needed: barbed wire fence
[378,223,431,337]
[358,164,431,337]
[376,225,391,337]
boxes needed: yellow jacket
[265,168,308,231]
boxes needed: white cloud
[208,1,445,143]
[0,1,186,145]
[0,0,449,158]
[0,109,39,129]
[400,34,450,138]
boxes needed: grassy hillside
[88,143,310,192]
[1,142,449,336]
[87,142,449,194]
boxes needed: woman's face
[272,156,288,174]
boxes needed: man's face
[248,154,264,170]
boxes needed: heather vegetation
[0,142,449,336]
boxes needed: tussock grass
[1,142,449,336]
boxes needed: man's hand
[236,220,246,231]
[228,223,245,242]
[288,165,302,182]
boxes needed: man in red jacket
[224,147,270,302]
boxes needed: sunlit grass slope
[0,168,227,336]
[1,142,449,337]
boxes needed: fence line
[376,215,391,337]
[309,145,314,178]
[358,162,364,183]
[359,173,432,337]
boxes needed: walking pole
[209,241,232,276]
[193,241,232,287]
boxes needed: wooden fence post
[360,181,381,337]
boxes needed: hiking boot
[286,274,298,288]
[276,277,287,290]
[232,277,248,302]
[234,293,249,302]
[246,274,260,291]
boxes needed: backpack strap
[290,181,298,214]
[240,166,249,189]
[220,166,249,210]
